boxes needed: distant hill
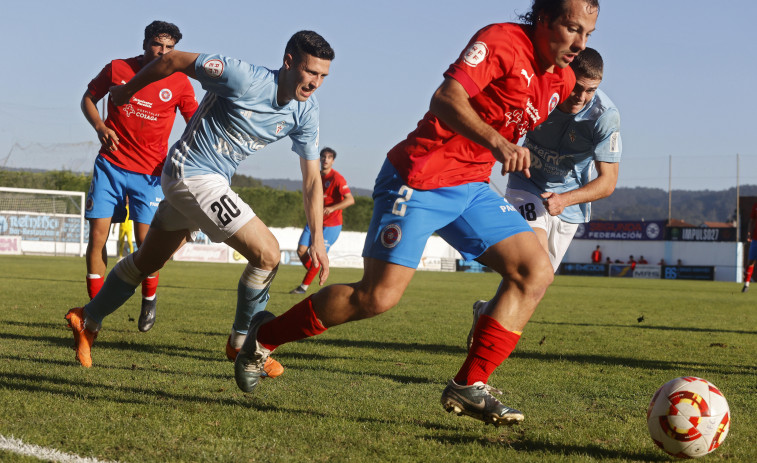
[4,167,756,225]
[591,185,757,224]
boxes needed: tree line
[4,169,757,228]
[0,169,375,232]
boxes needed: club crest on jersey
[275,121,286,135]
[381,224,402,248]
[569,129,576,143]
[548,92,560,114]
[203,59,224,78]
[122,104,135,117]
[159,88,173,102]
[463,41,488,67]
[324,180,331,188]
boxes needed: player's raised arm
[110,51,200,106]
[429,77,531,178]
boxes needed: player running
[65,31,334,371]
[81,20,197,332]
[290,147,354,294]
[234,0,599,427]
[742,201,757,292]
[469,47,621,348]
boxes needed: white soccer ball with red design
[647,376,730,458]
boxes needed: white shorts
[153,174,256,243]
[505,188,579,272]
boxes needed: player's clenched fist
[108,84,131,107]
[494,139,531,178]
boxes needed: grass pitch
[0,255,755,462]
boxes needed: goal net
[0,187,86,256]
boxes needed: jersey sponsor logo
[159,88,173,102]
[463,41,488,67]
[525,98,541,125]
[275,121,286,135]
[520,69,535,87]
[380,224,402,248]
[548,92,560,114]
[132,97,153,108]
[609,132,620,153]
[203,59,224,78]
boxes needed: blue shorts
[298,224,342,252]
[749,241,757,261]
[362,159,533,268]
[85,155,164,224]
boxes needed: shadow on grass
[530,319,755,335]
[430,433,668,461]
[1,330,224,364]
[0,371,462,431]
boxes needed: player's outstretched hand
[96,126,119,152]
[308,244,330,286]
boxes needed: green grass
[0,255,755,462]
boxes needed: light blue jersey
[507,89,621,223]
[164,54,320,182]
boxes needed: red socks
[142,273,159,298]
[257,296,326,351]
[302,263,320,286]
[745,264,754,284]
[86,275,104,300]
[454,314,521,386]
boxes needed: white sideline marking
[0,435,118,463]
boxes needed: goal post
[0,186,86,257]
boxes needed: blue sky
[1,0,755,192]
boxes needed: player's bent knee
[258,245,281,270]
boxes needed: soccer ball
[647,376,730,458]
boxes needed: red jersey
[322,169,351,227]
[387,23,576,190]
[87,56,198,176]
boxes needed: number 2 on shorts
[392,185,413,217]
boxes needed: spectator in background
[591,245,602,263]
[638,256,648,264]
[605,257,612,264]
[113,198,135,260]
[742,201,757,292]
[658,258,666,266]
[677,259,683,266]
[628,255,636,270]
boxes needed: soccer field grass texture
[0,255,755,462]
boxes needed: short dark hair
[143,20,183,47]
[320,147,337,159]
[285,30,335,63]
[571,47,603,80]
[519,0,600,27]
